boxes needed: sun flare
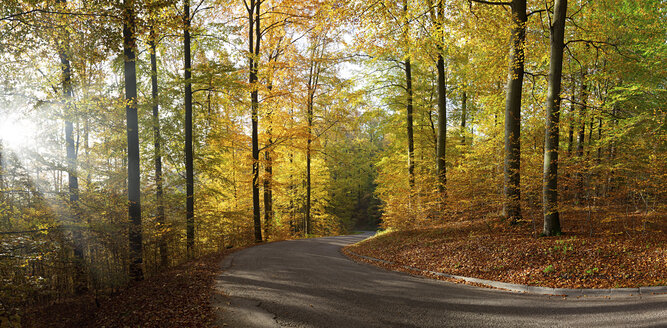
[0,115,37,149]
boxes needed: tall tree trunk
[0,140,3,199]
[184,0,195,257]
[542,0,567,236]
[577,71,586,157]
[576,71,587,201]
[56,0,86,293]
[263,107,273,241]
[263,46,280,241]
[461,90,467,146]
[404,0,415,190]
[249,0,262,243]
[596,116,602,162]
[502,0,526,224]
[123,0,143,281]
[435,0,446,195]
[306,99,312,235]
[567,78,575,156]
[149,23,167,267]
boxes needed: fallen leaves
[22,249,236,328]
[344,211,666,289]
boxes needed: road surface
[213,232,667,327]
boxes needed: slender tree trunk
[183,0,195,257]
[263,107,273,241]
[461,90,467,146]
[56,0,86,293]
[576,71,587,201]
[249,0,262,243]
[567,78,575,156]
[435,0,446,195]
[404,0,415,190]
[289,151,295,233]
[577,72,586,157]
[542,0,567,236]
[587,115,594,157]
[305,37,322,236]
[596,116,602,162]
[0,140,3,199]
[149,23,167,267]
[306,101,312,235]
[123,0,143,281]
[502,0,526,224]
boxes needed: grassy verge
[344,210,666,289]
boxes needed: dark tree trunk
[0,141,3,198]
[576,71,587,201]
[461,90,467,146]
[263,146,272,240]
[56,0,86,293]
[263,47,280,241]
[305,55,319,235]
[249,0,262,243]
[435,0,446,195]
[542,0,567,237]
[184,0,195,257]
[596,116,602,162]
[149,23,167,267]
[306,101,312,235]
[123,0,143,282]
[404,0,415,190]
[502,0,526,224]
[577,71,587,157]
[567,78,575,156]
[263,105,273,240]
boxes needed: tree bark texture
[542,0,567,236]
[404,0,415,190]
[184,0,195,256]
[435,0,447,195]
[57,0,86,292]
[149,23,167,267]
[305,43,320,236]
[263,91,273,240]
[502,0,526,224]
[249,0,262,243]
[123,0,143,281]
[461,91,467,146]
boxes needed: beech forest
[1,0,665,325]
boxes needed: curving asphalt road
[213,232,667,327]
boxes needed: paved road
[213,232,667,327]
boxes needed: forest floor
[21,249,237,328]
[344,208,666,289]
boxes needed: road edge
[344,250,667,298]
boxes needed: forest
[1,0,665,325]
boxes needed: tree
[247,0,263,243]
[403,0,415,190]
[542,0,567,236]
[467,0,526,223]
[501,0,526,224]
[305,35,323,235]
[123,0,143,281]
[184,0,195,256]
[54,0,88,293]
[427,0,447,195]
[148,1,168,267]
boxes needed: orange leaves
[22,250,234,328]
[346,216,666,289]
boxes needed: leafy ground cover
[21,249,236,328]
[344,209,666,289]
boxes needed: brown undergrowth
[21,249,238,328]
[344,209,666,289]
